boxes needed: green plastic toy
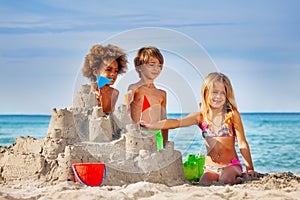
[183,154,205,181]
[155,130,163,151]
[143,130,163,151]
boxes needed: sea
[0,113,299,174]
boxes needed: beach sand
[0,172,299,200]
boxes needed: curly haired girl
[82,44,128,113]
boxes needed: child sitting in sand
[127,46,168,146]
[142,72,258,184]
[82,44,128,113]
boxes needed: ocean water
[0,113,299,174]
[0,115,50,146]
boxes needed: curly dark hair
[82,44,128,82]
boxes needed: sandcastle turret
[72,84,97,110]
[72,84,97,141]
[89,106,113,142]
[43,108,79,159]
[124,124,156,159]
[47,108,79,143]
[111,104,133,130]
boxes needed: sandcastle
[0,84,186,186]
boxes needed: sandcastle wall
[0,84,186,186]
[89,106,113,142]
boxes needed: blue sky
[0,0,299,114]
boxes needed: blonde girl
[142,72,257,184]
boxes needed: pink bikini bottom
[204,158,243,176]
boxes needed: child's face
[209,81,226,110]
[95,59,119,85]
[140,56,162,80]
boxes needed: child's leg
[219,165,243,184]
[199,171,219,184]
[162,130,168,146]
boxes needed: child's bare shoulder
[232,109,242,122]
[157,88,167,97]
[128,82,140,91]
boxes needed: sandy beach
[0,172,299,200]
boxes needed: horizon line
[1,111,300,116]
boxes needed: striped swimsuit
[200,121,242,175]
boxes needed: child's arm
[111,89,119,111]
[160,90,167,120]
[127,84,138,121]
[161,90,168,144]
[233,110,257,175]
[142,112,200,130]
[127,84,135,106]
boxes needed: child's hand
[247,169,259,178]
[138,120,148,128]
[139,121,156,130]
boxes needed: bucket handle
[72,164,106,187]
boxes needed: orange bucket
[72,163,106,187]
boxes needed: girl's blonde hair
[201,72,237,123]
[82,44,128,82]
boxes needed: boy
[127,46,168,146]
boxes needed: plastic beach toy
[183,154,205,181]
[155,130,163,151]
[72,163,106,187]
[96,75,112,88]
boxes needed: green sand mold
[183,154,205,181]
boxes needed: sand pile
[0,84,185,187]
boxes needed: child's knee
[219,171,242,184]
[219,174,237,184]
[219,166,242,184]
[200,172,218,184]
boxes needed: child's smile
[98,59,119,85]
[210,81,226,109]
[141,56,162,80]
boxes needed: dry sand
[0,172,299,200]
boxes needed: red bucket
[72,163,106,187]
